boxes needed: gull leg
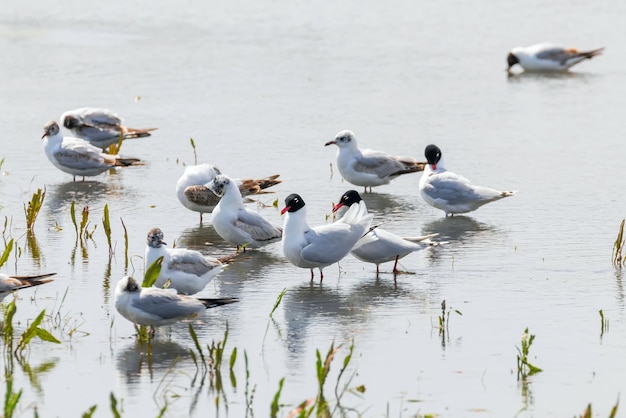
[392,256,400,274]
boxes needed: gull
[325,130,426,193]
[506,43,604,73]
[333,190,438,274]
[145,227,233,295]
[41,120,142,181]
[114,276,238,331]
[419,144,515,216]
[0,272,56,301]
[208,174,283,250]
[176,164,281,223]
[281,193,373,280]
[60,107,157,149]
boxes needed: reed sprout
[516,327,542,380]
[24,188,46,231]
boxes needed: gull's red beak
[280,206,290,215]
[331,203,343,213]
[431,164,437,170]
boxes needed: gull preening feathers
[506,43,604,73]
[0,272,56,301]
[176,164,281,223]
[60,107,157,150]
[41,120,142,181]
[333,190,438,274]
[145,227,231,295]
[325,130,426,192]
[208,174,283,250]
[281,193,373,280]
[419,144,515,216]
[114,276,238,330]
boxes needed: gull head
[333,190,362,213]
[506,52,519,72]
[424,144,442,170]
[146,227,166,248]
[325,130,356,148]
[62,114,81,129]
[118,276,140,294]
[42,120,60,139]
[281,193,305,215]
[208,174,231,197]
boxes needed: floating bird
[0,273,56,301]
[506,43,604,73]
[60,107,157,149]
[41,120,142,181]
[281,193,373,280]
[176,164,281,223]
[333,190,438,274]
[419,144,515,216]
[325,130,426,193]
[208,174,283,250]
[114,276,238,331]
[145,227,232,295]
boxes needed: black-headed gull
[419,144,515,216]
[176,164,281,223]
[41,120,142,182]
[60,107,157,150]
[333,190,438,274]
[325,130,426,193]
[281,193,373,280]
[114,276,238,330]
[0,272,56,301]
[506,43,604,73]
[145,228,233,295]
[208,174,283,250]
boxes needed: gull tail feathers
[576,47,604,60]
[123,127,158,139]
[239,174,282,196]
[11,272,57,281]
[402,233,440,243]
[199,297,239,309]
[114,157,143,167]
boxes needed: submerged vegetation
[612,219,625,266]
[516,327,542,380]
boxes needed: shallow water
[1,0,625,417]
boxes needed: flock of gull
[4,42,603,333]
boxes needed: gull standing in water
[506,43,604,73]
[325,130,426,193]
[145,228,232,295]
[41,120,142,181]
[114,276,237,332]
[60,107,157,149]
[419,144,515,216]
[281,193,373,280]
[208,174,283,250]
[176,164,281,223]
[0,273,56,301]
[332,190,438,275]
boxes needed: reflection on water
[422,215,499,243]
[45,179,125,216]
[506,70,596,84]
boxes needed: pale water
[1,1,625,417]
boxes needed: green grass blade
[143,256,164,287]
[0,238,14,268]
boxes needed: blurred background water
[1,0,625,416]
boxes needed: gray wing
[168,249,221,277]
[53,146,111,170]
[80,108,123,127]
[354,149,411,178]
[235,209,282,241]
[134,289,202,318]
[535,47,572,63]
[422,172,501,205]
[300,223,361,264]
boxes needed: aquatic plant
[270,377,284,418]
[578,399,619,418]
[106,132,124,155]
[612,219,625,267]
[143,256,164,288]
[437,299,462,336]
[516,327,542,380]
[102,204,113,256]
[599,310,609,337]
[24,187,46,231]
[109,392,122,418]
[190,138,198,165]
[3,379,22,418]
[0,238,14,268]
[81,405,97,417]
[15,309,61,355]
[121,218,129,269]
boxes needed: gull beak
[331,203,343,213]
[280,206,290,215]
[324,140,336,146]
